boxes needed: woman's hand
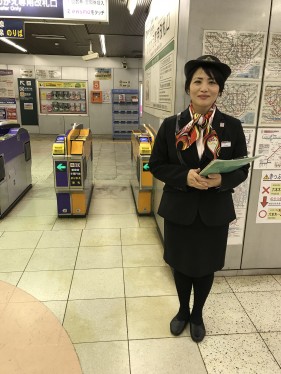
[187,168,209,190]
[205,173,222,188]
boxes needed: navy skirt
[164,214,229,277]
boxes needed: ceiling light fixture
[127,0,137,15]
[32,34,66,40]
[0,38,27,53]
[99,34,106,55]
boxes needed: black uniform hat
[184,55,231,80]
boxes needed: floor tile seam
[233,289,281,294]
[225,276,281,293]
[231,291,260,333]
[125,295,178,300]
[16,268,77,274]
[120,241,133,374]
[67,296,127,303]
[128,331,276,342]
[14,239,42,286]
[62,239,83,325]
[259,332,281,371]
[74,339,129,346]
[272,274,281,286]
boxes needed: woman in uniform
[148,55,249,342]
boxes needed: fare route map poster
[217,81,261,126]
[203,30,267,79]
[265,33,281,81]
[260,82,281,126]
[227,128,256,245]
[254,128,281,169]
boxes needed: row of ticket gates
[0,121,156,219]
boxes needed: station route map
[260,82,281,125]
[265,33,281,80]
[217,81,260,126]
[254,128,281,169]
[203,31,266,79]
[227,128,255,245]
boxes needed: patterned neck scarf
[175,103,220,159]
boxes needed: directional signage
[55,160,68,187]
[143,163,150,172]
[0,0,109,22]
[0,19,24,38]
[56,162,67,171]
[18,78,38,126]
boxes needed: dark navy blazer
[149,107,249,226]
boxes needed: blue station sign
[0,19,24,39]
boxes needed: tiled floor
[0,134,281,373]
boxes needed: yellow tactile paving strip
[0,281,82,373]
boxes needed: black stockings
[173,270,214,324]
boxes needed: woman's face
[189,67,220,114]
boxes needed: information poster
[260,82,281,126]
[144,0,179,117]
[18,78,38,126]
[265,33,281,80]
[217,81,261,126]
[203,30,267,79]
[94,68,112,80]
[256,171,281,223]
[35,67,62,80]
[254,128,281,169]
[0,69,17,121]
[227,128,256,245]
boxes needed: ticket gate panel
[71,193,86,215]
[0,124,32,218]
[53,125,93,217]
[130,128,155,215]
[0,172,9,215]
[139,157,153,189]
[138,191,152,214]
[57,193,71,215]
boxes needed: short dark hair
[185,65,226,94]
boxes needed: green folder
[199,155,260,176]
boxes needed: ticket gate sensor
[0,121,32,219]
[52,123,93,217]
[130,124,156,214]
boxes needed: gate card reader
[52,124,93,217]
[130,125,156,215]
[0,122,32,219]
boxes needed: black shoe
[170,315,188,336]
[190,322,206,342]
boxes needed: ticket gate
[130,124,156,214]
[0,121,32,218]
[52,123,93,217]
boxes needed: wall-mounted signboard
[0,19,24,38]
[0,0,108,23]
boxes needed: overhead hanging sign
[0,0,108,23]
[0,19,24,38]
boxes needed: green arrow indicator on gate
[57,163,67,171]
[143,163,150,171]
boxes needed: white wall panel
[62,67,87,80]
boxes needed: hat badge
[203,56,215,62]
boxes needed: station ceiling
[0,0,152,58]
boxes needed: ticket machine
[0,121,32,218]
[52,123,93,217]
[130,124,156,214]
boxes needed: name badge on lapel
[221,141,231,147]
